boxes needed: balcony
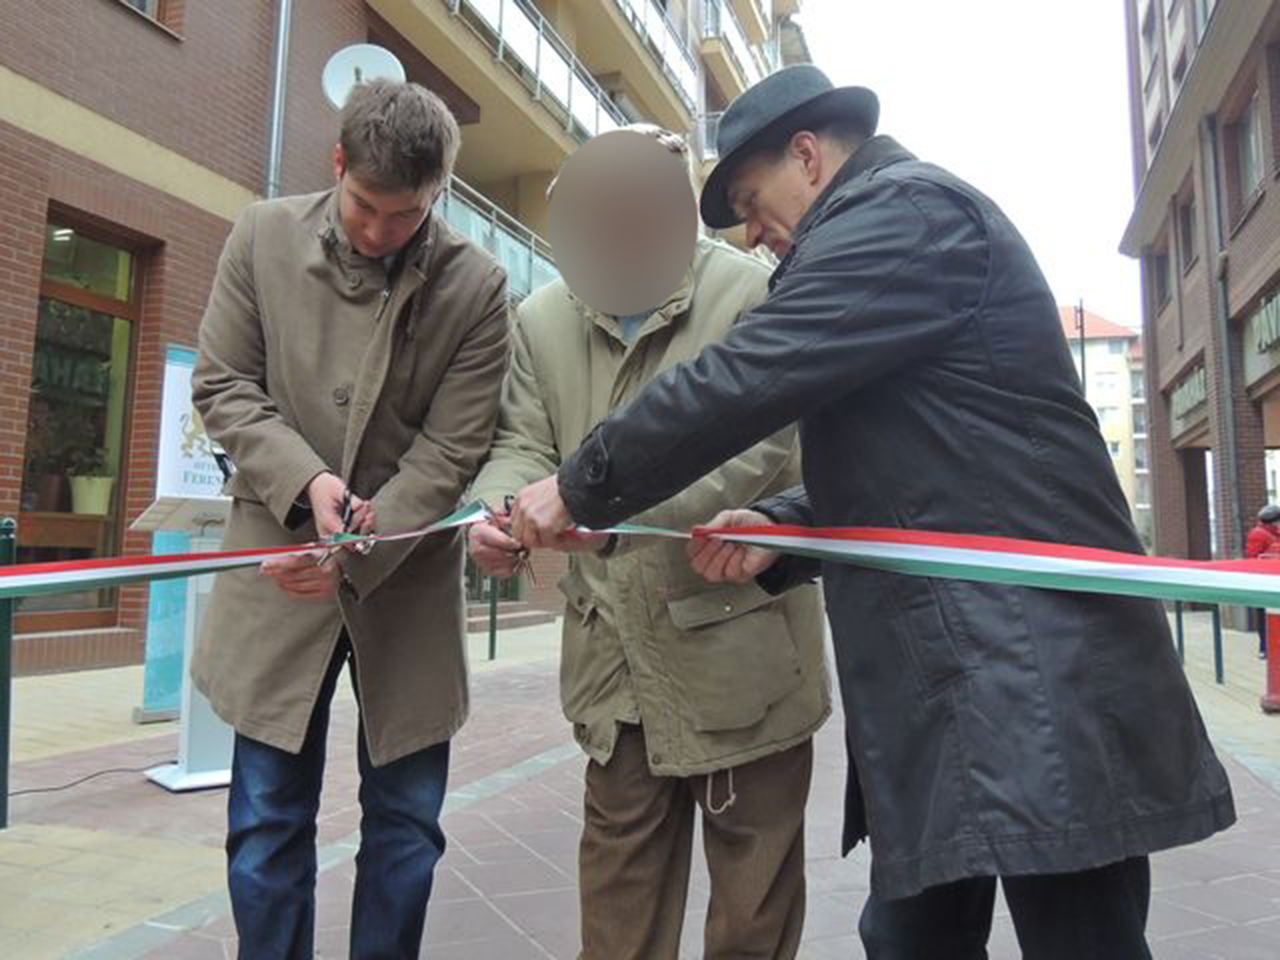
[449,0,627,140]
[611,0,700,112]
[732,0,770,45]
[703,0,763,97]
[440,176,559,301]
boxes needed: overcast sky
[796,0,1141,328]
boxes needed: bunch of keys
[503,495,536,584]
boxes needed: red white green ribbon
[687,525,1280,609]
[5,501,1280,608]
[0,502,488,602]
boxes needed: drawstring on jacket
[705,766,737,816]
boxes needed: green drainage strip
[69,741,583,959]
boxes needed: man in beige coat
[191,81,509,959]
[469,127,829,960]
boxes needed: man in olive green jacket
[192,82,509,959]
[469,131,829,960]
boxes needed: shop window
[17,223,139,630]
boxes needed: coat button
[724,603,733,613]
[651,753,663,765]
[609,496,624,508]
[347,275,362,290]
[333,385,350,406]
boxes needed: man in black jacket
[509,66,1235,958]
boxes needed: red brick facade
[1126,2,1280,575]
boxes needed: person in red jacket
[1248,505,1280,657]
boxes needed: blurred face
[547,130,697,317]
[728,132,846,257]
[333,145,435,259]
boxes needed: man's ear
[333,143,346,183]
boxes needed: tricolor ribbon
[0,502,488,601]
[3,502,1280,608]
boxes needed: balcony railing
[440,177,559,301]
[699,111,724,160]
[612,0,700,111]
[447,0,628,140]
[704,0,763,88]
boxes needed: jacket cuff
[752,497,820,596]
[559,427,631,530]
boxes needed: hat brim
[700,86,880,231]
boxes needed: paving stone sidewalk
[3,613,1280,958]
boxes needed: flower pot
[70,476,115,515]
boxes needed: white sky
[796,0,1141,328]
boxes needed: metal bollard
[1211,605,1224,685]
[0,517,16,830]
[1175,600,1185,664]
[488,577,499,662]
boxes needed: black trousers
[858,856,1152,960]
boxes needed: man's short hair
[339,80,461,194]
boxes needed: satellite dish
[322,44,406,110]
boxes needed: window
[1093,371,1120,395]
[1235,92,1265,204]
[1097,405,1120,425]
[1172,49,1188,92]
[1108,340,1126,355]
[1148,108,1165,152]
[1135,438,1150,471]
[18,223,139,630]
[1179,195,1197,269]
[1194,0,1212,42]
[1151,250,1172,310]
[1131,370,1146,400]
[123,0,162,17]
[1109,441,1122,457]
[1135,474,1153,508]
[1141,4,1160,83]
[1133,402,1149,436]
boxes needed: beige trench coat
[191,190,509,765]
[471,239,830,776]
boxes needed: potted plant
[68,445,114,515]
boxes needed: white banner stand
[131,496,234,791]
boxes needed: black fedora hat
[701,65,879,229]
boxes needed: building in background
[0,0,802,673]
[1119,0,1280,571]
[1061,307,1152,547]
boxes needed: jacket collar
[318,188,437,280]
[575,247,702,345]
[770,135,915,286]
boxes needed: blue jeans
[227,639,450,959]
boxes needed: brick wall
[0,119,233,671]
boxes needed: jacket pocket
[666,582,804,732]
[883,573,970,697]
[556,569,598,627]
